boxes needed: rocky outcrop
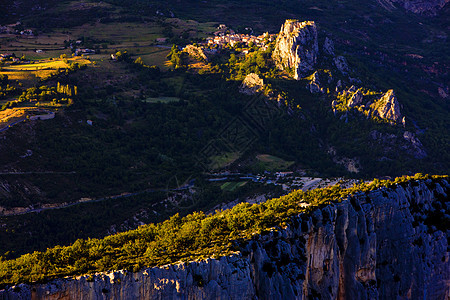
[239,73,264,95]
[402,131,428,158]
[371,89,402,123]
[382,0,450,15]
[272,20,318,79]
[347,89,364,107]
[323,37,335,56]
[370,130,427,159]
[307,71,332,94]
[334,55,350,75]
[307,71,325,94]
[2,179,448,299]
[183,45,209,62]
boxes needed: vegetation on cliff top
[0,173,446,287]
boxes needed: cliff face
[239,73,264,95]
[371,90,402,123]
[2,179,449,299]
[272,20,318,80]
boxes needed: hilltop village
[188,24,276,56]
[206,27,276,50]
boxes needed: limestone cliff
[370,130,428,159]
[371,90,402,123]
[2,179,448,299]
[272,20,318,80]
[347,89,364,107]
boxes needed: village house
[204,31,276,49]
[275,171,294,178]
[74,48,95,56]
[155,37,168,44]
[20,29,33,35]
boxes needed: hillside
[0,174,448,299]
[0,0,448,288]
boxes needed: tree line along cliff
[0,174,447,295]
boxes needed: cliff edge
[272,20,318,80]
[2,179,448,299]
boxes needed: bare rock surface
[239,73,264,95]
[307,71,325,94]
[183,45,209,62]
[272,20,318,79]
[347,89,364,107]
[386,0,449,15]
[402,131,428,158]
[334,56,350,75]
[323,37,335,56]
[2,179,449,300]
[370,130,427,159]
[371,89,402,123]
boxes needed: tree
[166,45,185,69]
[256,52,266,68]
[134,57,144,65]
[228,54,237,65]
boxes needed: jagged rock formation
[183,45,209,62]
[380,0,450,15]
[402,131,428,158]
[306,70,333,94]
[333,87,404,125]
[272,20,318,79]
[323,37,335,56]
[307,71,325,94]
[2,179,448,299]
[239,73,264,95]
[334,55,350,75]
[371,90,402,123]
[370,130,427,159]
[347,89,364,107]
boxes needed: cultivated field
[0,57,91,86]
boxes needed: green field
[138,47,171,70]
[208,152,241,170]
[220,181,247,191]
[253,154,295,172]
